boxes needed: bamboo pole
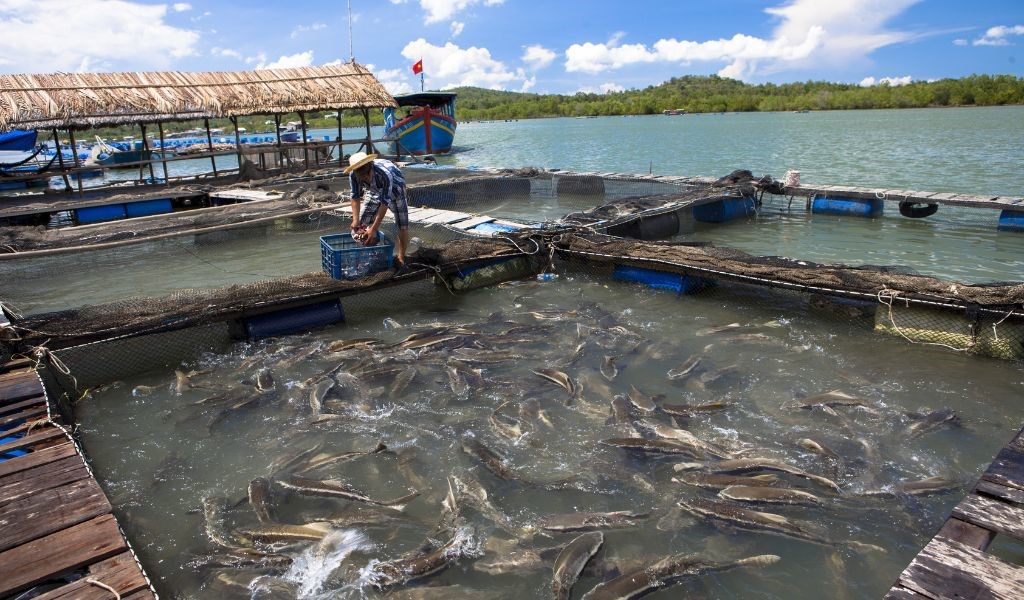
[140,123,156,184]
[299,111,310,170]
[67,128,84,196]
[51,129,72,193]
[274,114,284,170]
[231,116,243,175]
[204,118,218,176]
[362,108,372,154]
[342,108,350,165]
[157,121,170,184]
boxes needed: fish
[254,368,275,392]
[238,522,334,543]
[861,476,961,498]
[268,442,324,477]
[278,475,419,509]
[600,437,708,459]
[390,366,418,398]
[248,476,274,523]
[539,511,648,532]
[666,355,701,381]
[402,334,461,351]
[367,527,479,589]
[580,552,780,600]
[174,369,191,394]
[675,457,842,492]
[660,401,732,417]
[533,368,576,397]
[296,441,390,474]
[447,366,470,398]
[201,496,236,548]
[697,364,737,387]
[904,409,961,438]
[696,322,742,336]
[490,401,524,440]
[521,398,554,429]
[677,498,832,545]
[607,395,633,425]
[626,385,659,413]
[559,342,587,368]
[552,532,604,600]
[461,437,517,480]
[197,547,293,570]
[327,337,380,352]
[633,420,732,459]
[719,485,823,506]
[132,385,154,397]
[788,390,874,413]
[673,472,780,490]
[309,378,335,416]
[450,473,529,536]
[797,438,842,479]
[600,356,618,381]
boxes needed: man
[344,150,410,271]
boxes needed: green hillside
[449,74,1024,120]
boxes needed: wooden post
[140,124,156,184]
[157,121,170,184]
[204,118,218,177]
[51,130,72,192]
[299,111,310,170]
[67,128,84,196]
[274,114,284,170]
[362,108,373,154]
[336,109,344,167]
[230,116,243,176]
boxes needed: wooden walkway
[0,317,157,599]
[886,424,1024,599]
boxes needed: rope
[876,288,972,352]
[85,579,121,599]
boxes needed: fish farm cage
[1,168,1023,597]
[3,170,1021,387]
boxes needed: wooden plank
[952,493,1024,541]
[0,426,65,455]
[0,367,34,383]
[884,587,931,600]
[975,479,1024,504]
[33,552,152,600]
[0,455,91,504]
[3,357,34,370]
[898,536,1024,600]
[0,406,47,428]
[0,396,47,418]
[451,215,496,230]
[0,477,112,552]
[0,514,126,597]
[936,517,996,550]
[0,441,76,479]
[982,442,1024,492]
[422,210,471,224]
[1,418,52,438]
[0,376,44,404]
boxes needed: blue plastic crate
[321,232,394,279]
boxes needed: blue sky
[0,0,1022,94]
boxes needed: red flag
[411,59,423,75]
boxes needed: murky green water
[11,107,1024,598]
[75,273,1023,599]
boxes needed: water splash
[281,529,372,598]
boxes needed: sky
[0,0,1021,95]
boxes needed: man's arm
[348,173,362,229]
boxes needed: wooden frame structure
[0,63,398,196]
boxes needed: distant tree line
[450,74,1024,120]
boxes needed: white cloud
[211,46,243,60]
[564,0,919,81]
[190,10,211,22]
[953,38,968,46]
[974,25,1024,46]
[600,82,625,94]
[0,0,199,73]
[418,0,504,25]
[257,51,315,70]
[400,38,524,89]
[370,65,414,95]
[172,2,191,11]
[859,75,913,86]
[291,22,327,40]
[522,44,556,70]
[450,21,464,37]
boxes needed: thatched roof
[0,63,397,131]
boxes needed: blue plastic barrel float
[612,265,711,294]
[997,209,1024,232]
[811,196,884,218]
[692,197,756,223]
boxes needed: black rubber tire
[899,201,939,218]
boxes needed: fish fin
[383,490,421,510]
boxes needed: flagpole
[420,70,424,92]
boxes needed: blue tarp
[0,130,37,152]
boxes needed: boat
[663,109,686,115]
[384,92,457,155]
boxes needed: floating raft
[0,334,157,598]
[886,424,1024,599]
[781,183,1024,212]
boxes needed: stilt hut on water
[0,63,397,195]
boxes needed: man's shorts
[358,192,409,230]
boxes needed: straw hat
[344,151,377,174]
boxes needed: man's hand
[361,227,379,246]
